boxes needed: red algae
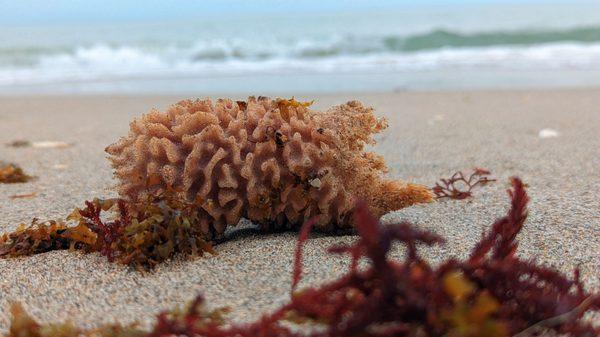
[433,168,496,200]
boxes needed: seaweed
[6,178,599,336]
[433,168,496,200]
[0,194,215,270]
[5,140,31,147]
[276,96,314,121]
[0,220,94,257]
[0,162,34,183]
[95,194,216,269]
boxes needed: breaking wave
[3,26,600,86]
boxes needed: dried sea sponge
[106,97,432,239]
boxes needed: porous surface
[105,97,431,238]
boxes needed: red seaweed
[433,168,496,200]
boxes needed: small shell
[309,178,322,189]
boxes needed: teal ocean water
[3,3,600,93]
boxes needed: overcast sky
[0,0,592,26]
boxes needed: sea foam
[3,25,600,90]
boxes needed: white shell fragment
[32,141,71,148]
[538,129,559,138]
[309,178,322,188]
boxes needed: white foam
[3,42,600,86]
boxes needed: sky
[0,0,593,26]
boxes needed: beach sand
[0,89,598,332]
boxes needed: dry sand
[0,89,598,332]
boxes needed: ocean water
[3,3,600,94]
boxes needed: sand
[0,89,598,332]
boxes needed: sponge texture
[105,97,432,238]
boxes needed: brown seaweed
[0,162,33,183]
[0,194,215,270]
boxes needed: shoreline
[5,68,600,95]
[2,84,600,98]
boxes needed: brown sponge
[105,97,432,239]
